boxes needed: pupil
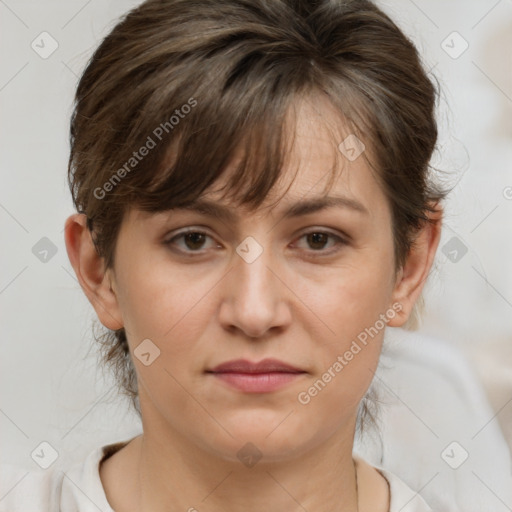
[185,233,205,250]
[308,233,327,250]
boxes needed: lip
[207,358,306,393]
[209,358,304,374]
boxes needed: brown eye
[182,232,207,250]
[306,232,329,250]
[165,229,218,254]
[295,230,347,255]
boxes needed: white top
[0,439,433,512]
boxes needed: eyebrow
[171,195,369,223]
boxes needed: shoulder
[354,455,434,512]
[0,440,131,512]
[0,461,63,511]
[378,467,434,512]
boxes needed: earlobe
[64,213,124,330]
[387,205,443,328]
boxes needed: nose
[218,241,292,339]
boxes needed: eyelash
[164,228,348,258]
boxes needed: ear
[387,204,443,327]
[64,213,123,330]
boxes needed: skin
[65,94,442,512]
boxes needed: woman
[1,0,447,510]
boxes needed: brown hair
[68,0,447,430]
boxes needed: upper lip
[208,358,304,374]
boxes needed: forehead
[201,94,385,218]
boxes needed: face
[102,95,403,463]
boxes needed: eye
[294,230,348,255]
[164,228,348,257]
[164,229,219,254]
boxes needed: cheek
[114,258,217,414]
[115,253,219,366]
[294,252,395,405]
[295,276,388,426]
[298,257,395,345]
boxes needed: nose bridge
[219,234,288,338]
[236,235,274,295]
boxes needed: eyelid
[295,226,351,242]
[164,226,349,243]
[291,229,349,255]
[164,225,215,239]
[164,226,350,257]
[164,227,219,246]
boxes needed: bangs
[114,84,371,218]
[82,31,371,219]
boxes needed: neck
[134,420,359,512]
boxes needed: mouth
[206,358,307,393]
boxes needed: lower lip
[210,372,304,393]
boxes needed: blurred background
[1,0,511,496]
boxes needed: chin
[200,412,322,465]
